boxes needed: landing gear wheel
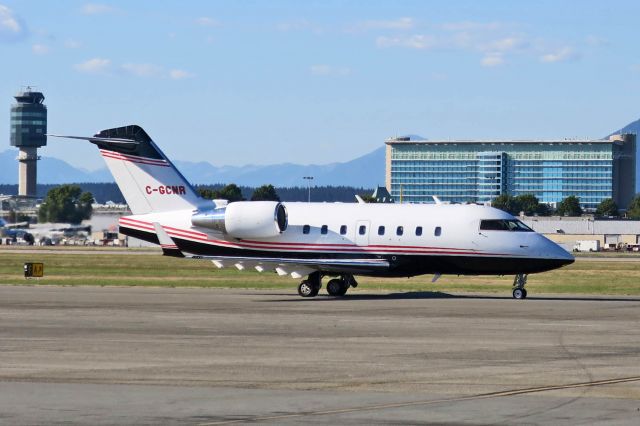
[327,278,346,296]
[298,281,316,298]
[327,279,348,297]
[512,274,528,300]
[512,288,526,299]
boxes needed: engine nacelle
[191,201,287,239]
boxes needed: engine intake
[192,201,287,239]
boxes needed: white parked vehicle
[573,240,600,252]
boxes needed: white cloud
[374,21,580,68]
[376,34,437,50]
[81,3,114,15]
[354,17,415,31]
[121,62,162,77]
[74,57,111,73]
[74,58,192,80]
[0,4,27,41]
[441,21,503,32]
[64,38,82,49]
[310,64,351,76]
[195,16,218,27]
[481,53,504,67]
[169,69,194,80]
[483,37,528,53]
[540,47,578,63]
[31,43,49,55]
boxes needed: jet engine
[191,201,288,239]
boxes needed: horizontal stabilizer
[47,134,139,147]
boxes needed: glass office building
[385,134,636,211]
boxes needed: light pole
[303,176,314,203]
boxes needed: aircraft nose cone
[550,240,575,265]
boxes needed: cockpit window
[480,219,533,232]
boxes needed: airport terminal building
[385,134,636,210]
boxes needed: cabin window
[340,225,347,235]
[434,226,442,236]
[415,226,423,236]
[396,226,404,236]
[480,219,533,232]
[359,225,366,235]
[378,225,385,236]
[321,225,328,235]
[303,225,310,234]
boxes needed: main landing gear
[512,273,528,299]
[297,272,357,298]
[298,271,321,297]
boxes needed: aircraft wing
[152,222,389,278]
[191,255,390,279]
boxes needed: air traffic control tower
[10,88,47,197]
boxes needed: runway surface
[1,286,639,425]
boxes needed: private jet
[51,125,574,299]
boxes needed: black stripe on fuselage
[120,226,572,276]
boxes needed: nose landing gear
[512,274,528,299]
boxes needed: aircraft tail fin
[50,125,203,215]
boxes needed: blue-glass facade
[386,135,636,211]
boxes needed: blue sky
[1,0,640,171]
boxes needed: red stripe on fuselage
[118,219,516,257]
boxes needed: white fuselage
[119,202,573,277]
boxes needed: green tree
[556,195,583,216]
[627,195,640,219]
[251,184,280,201]
[38,184,94,224]
[514,194,539,216]
[535,202,552,216]
[197,188,218,200]
[197,184,244,202]
[491,194,522,215]
[595,198,619,217]
[218,184,244,202]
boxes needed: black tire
[309,284,320,297]
[512,288,525,300]
[521,288,528,299]
[326,279,345,296]
[298,281,315,297]
[336,281,349,296]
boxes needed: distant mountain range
[609,118,640,136]
[0,135,433,188]
[608,119,640,188]
[0,144,390,187]
[0,123,638,189]
[0,150,112,184]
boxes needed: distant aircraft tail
[50,125,203,215]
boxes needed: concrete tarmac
[1,285,639,425]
